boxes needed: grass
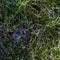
[0,0,60,60]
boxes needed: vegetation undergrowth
[0,0,60,60]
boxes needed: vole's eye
[8,32,14,35]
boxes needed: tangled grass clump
[0,0,60,60]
